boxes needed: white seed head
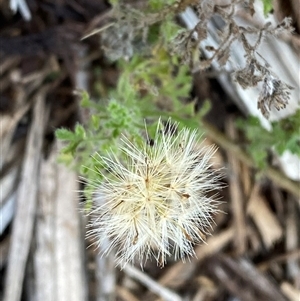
[87,120,222,267]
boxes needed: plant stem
[202,120,300,197]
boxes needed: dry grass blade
[206,255,288,301]
[281,282,300,301]
[257,249,300,271]
[226,117,247,254]
[286,197,300,283]
[3,94,47,301]
[116,285,140,301]
[33,141,87,300]
[95,247,116,301]
[123,265,182,301]
[0,100,30,170]
[34,148,57,301]
[202,120,300,197]
[0,236,10,269]
[52,141,87,301]
[157,227,234,289]
[247,184,283,248]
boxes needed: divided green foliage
[55,34,199,203]
[55,92,143,201]
[261,0,273,16]
[55,0,296,205]
[148,0,177,11]
[114,19,199,122]
[236,110,300,169]
[55,45,206,203]
[119,51,191,105]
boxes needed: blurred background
[0,0,299,301]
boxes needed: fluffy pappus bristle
[87,119,223,268]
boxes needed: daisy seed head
[88,119,222,267]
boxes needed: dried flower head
[257,74,294,119]
[233,59,262,89]
[101,22,135,61]
[88,120,222,267]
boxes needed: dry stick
[226,117,247,254]
[0,101,30,169]
[35,143,87,301]
[157,228,234,289]
[76,44,107,301]
[247,184,283,248]
[201,120,300,197]
[280,282,300,301]
[149,229,234,301]
[116,285,140,301]
[4,93,47,301]
[54,141,87,301]
[35,149,57,301]
[95,241,116,301]
[0,57,21,74]
[257,248,300,271]
[209,256,287,301]
[0,235,10,269]
[123,265,183,301]
[240,163,252,198]
[285,196,300,282]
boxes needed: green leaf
[108,0,119,6]
[75,124,86,139]
[236,110,300,168]
[262,0,273,16]
[91,115,100,129]
[55,128,75,141]
[80,90,92,108]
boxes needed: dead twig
[123,265,183,301]
[202,120,300,197]
[4,90,48,301]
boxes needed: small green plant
[236,110,300,169]
[56,0,297,198]
[109,0,294,118]
[262,0,273,16]
[55,0,298,266]
[55,90,144,201]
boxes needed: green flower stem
[202,120,300,197]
